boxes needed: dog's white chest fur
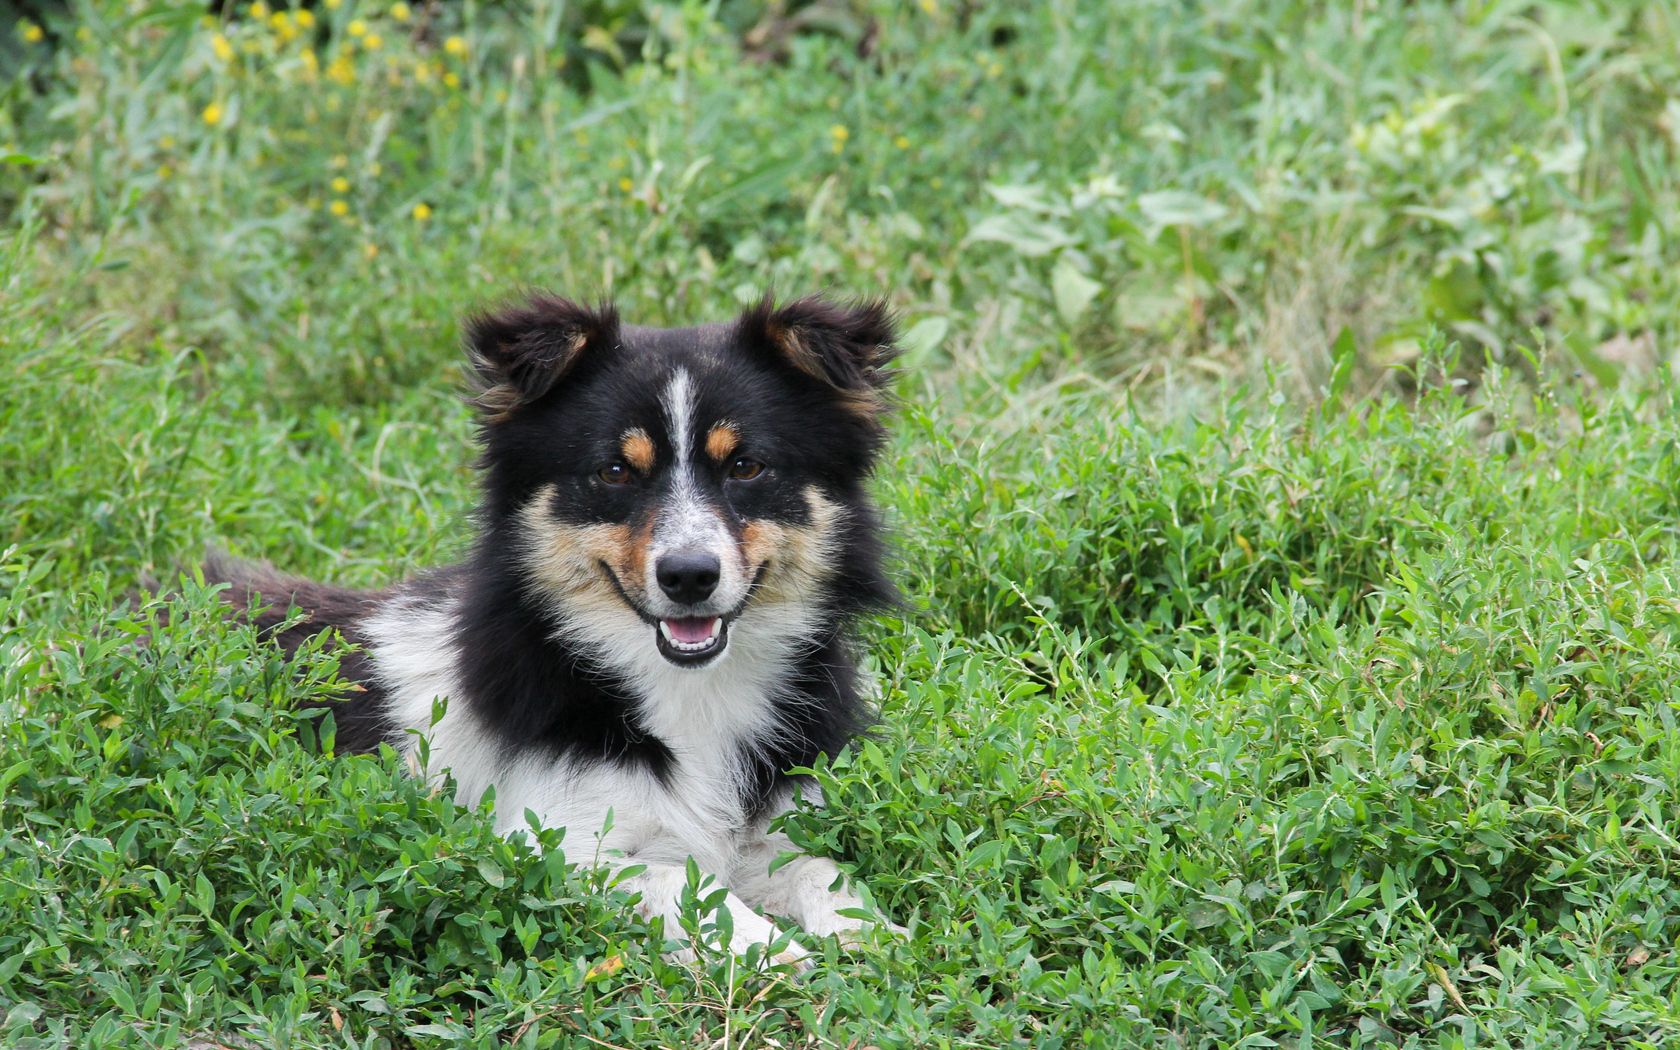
[362,595,777,874]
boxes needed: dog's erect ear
[735,295,900,419]
[464,294,619,421]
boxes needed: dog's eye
[597,462,632,485]
[728,457,765,481]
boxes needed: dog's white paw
[658,897,811,973]
[802,907,908,948]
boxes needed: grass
[2,1,1679,1046]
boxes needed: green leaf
[965,213,1076,257]
[477,857,509,888]
[1052,255,1103,324]
[1137,190,1228,230]
[900,316,951,358]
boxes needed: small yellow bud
[201,102,224,126]
[248,2,270,20]
[347,18,367,38]
[390,2,411,22]
[295,9,315,28]
[211,33,234,61]
[20,21,45,44]
[330,199,349,216]
[361,32,382,50]
[444,35,467,57]
[411,202,432,220]
[331,176,350,193]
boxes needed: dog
[205,292,904,967]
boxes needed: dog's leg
[727,796,903,945]
[613,860,810,969]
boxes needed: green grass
[3,1,1680,1046]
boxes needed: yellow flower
[347,18,367,38]
[248,2,269,19]
[75,25,92,43]
[411,202,432,220]
[443,71,461,89]
[211,33,233,61]
[331,153,348,168]
[20,20,44,43]
[328,54,354,84]
[295,9,315,28]
[324,0,341,8]
[893,134,910,149]
[301,47,318,72]
[201,102,224,126]
[618,177,633,193]
[391,2,411,22]
[329,199,349,216]
[413,60,432,83]
[444,35,467,57]
[363,242,379,259]
[918,0,936,12]
[331,176,350,193]
[829,124,849,153]
[157,163,173,179]
[362,32,382,50]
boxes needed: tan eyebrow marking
[620,428,655,472]
[705,422,740,463]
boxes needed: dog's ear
[736,294,899,420]
[464,294,619,421]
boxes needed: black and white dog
[208,293,903,965]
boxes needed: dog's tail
[197,549,389,656]
[195,550,400,751]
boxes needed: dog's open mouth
[600,560,767,669]
[655,616,728,666]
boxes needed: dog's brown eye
[598,462,632,485]
[728,456,765,481]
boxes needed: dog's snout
[656,551,720,605]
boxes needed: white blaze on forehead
[649,368,736,600]
[661,368,696,468]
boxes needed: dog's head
[464,293,898,674]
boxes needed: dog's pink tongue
[664,617,718,644]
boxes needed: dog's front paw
[661,897,811,973]
[718,907,811,972]
[801,906,908,948]
[838,918,909,947]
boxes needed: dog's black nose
[656,551,720,605]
